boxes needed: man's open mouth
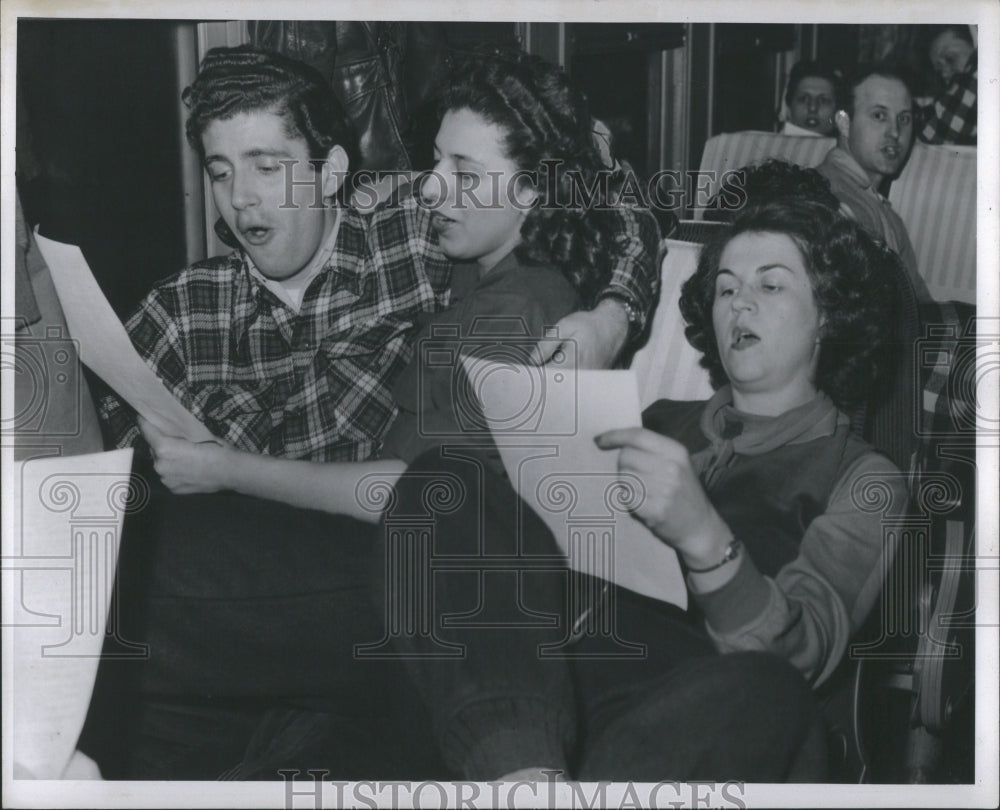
[241,225,272,245]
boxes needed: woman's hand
[138,416,234,495]
[595,427,733,568]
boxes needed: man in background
[816,64,931,302]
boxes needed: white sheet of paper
[33,233,215,443]
[4,449,134,779]
[464,358,686,608]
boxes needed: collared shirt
[919,51,977,146]
[816,146,931,303]
[100,188,658,462]
[248,209,342,313]
[780,120,824,138]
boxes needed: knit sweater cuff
[690,550,773,634]
[443,696,571,780]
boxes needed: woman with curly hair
[117,45,656,781]
[576,197,908,780]
[145,47,633,508]
[391,195,909,784]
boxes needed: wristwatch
[686,540,743,574]
[599,291,644,339]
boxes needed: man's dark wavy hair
[784,59,845,110]
[679,198,900,411]
[182,45,360,181]
[439,48,625,307]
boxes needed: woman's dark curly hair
[679,198,900,411]
[439,48,621,306]
[704,159,841,223]
[182,45,360,183]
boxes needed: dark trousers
[85,453,825,781]
[384,447,828,781]
[82,471,444,780]
[377,447,577,779]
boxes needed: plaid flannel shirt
[100,189,659,462]
[919,52,977,146]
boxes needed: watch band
[600,292,643,335]
[686,540,743,574]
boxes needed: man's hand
[138,416,233,495]
[595,427,733,568]
[532,298,630,369]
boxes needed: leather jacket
[249,21,447,172]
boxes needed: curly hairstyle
[182,45,360,180]
[679,198,900,411]
[438,48,622,307]
[704,159,841,223]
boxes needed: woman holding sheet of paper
[370,197,907,782]
[140,46,648,515]
[568,198,908,780]
[135,51,903,782]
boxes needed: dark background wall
[17,20,189,320]
[15,20,952,318]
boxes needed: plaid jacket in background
[919,51,977,146]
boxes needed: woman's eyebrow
[453,153,486,167]
[756,263,794,274]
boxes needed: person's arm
[597,428,905,687]
[594,427,735,569]
[538,204,662,368]
[918,66,977,145]
[139,417,405,523]
[687,453,905,686]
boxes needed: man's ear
[834,109,851,141]
[321,145,350,201]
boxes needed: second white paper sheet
[5,449,134,779]
[465,357,687,608]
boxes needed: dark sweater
[643,389,908,686]
[382,250,579,463]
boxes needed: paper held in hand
[34,233,214,443]
[462,356,687,608]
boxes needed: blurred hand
[138,416,233,495]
